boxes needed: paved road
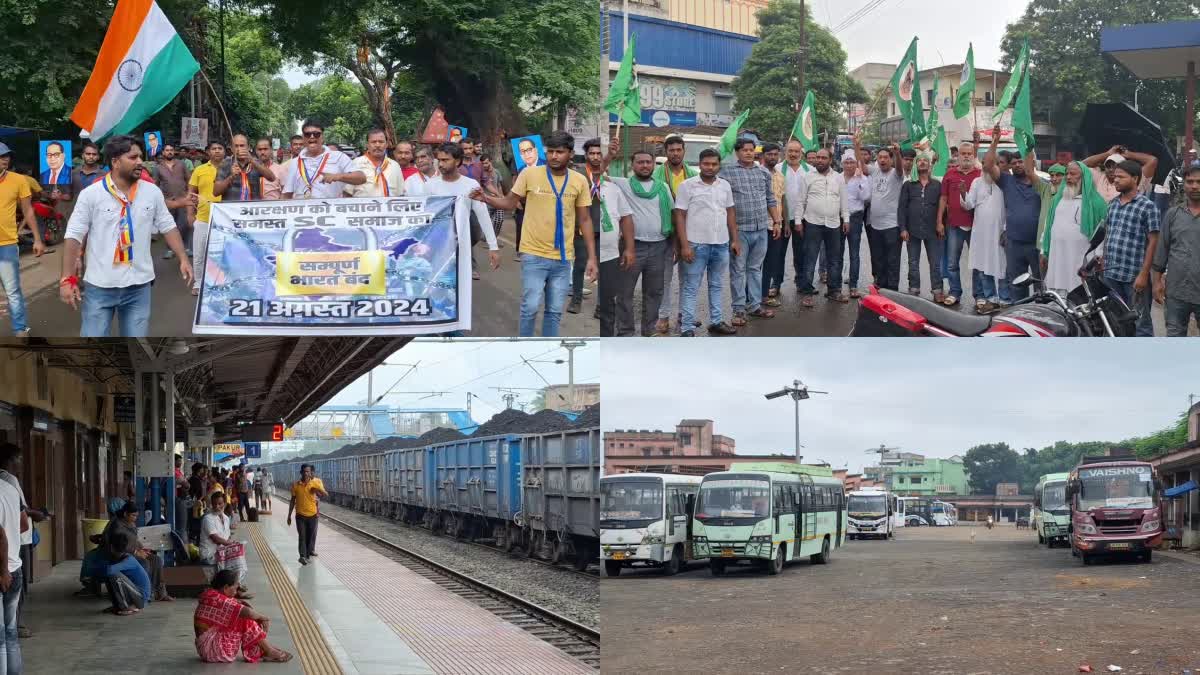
[626,234,1186,336]
[602,525,1200,674]
[2,224,596,337]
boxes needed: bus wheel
[663,546,682,576]
[767,546,784,576]
[848,534,855,541]
[1037,531,1044,544]
[604,560,622,577]
[710,560,727,576]
[811,537,830,565]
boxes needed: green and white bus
[692,462,846,576]
[1034,472,1071,547]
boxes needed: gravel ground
[602,524,1200,674]
[308,497,598,629]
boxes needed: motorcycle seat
[878,288,994,336]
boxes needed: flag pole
[199,69,235,141]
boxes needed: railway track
[318,511,601,670]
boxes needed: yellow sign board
[275,251,387,296]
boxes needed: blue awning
[1164,480,1198,498]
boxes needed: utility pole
[560,340,586,411]
[796,0,807,106]
[599,2,611,150]
[764,379,828,463]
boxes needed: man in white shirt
[0,464,24,674]
[346,129,404,197]
[282,120,366,199]
[781,140,813,296]
[61,134,194,336]
[675,148,739,336]
[594,163,635,337]
[0,444,43,640]
[424,143,500,275]
[796,147,850,306]
[403,148,436,196]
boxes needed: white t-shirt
[0,473,30,546]
[285,150,359,199]
[404,172,434,196]
[612,177,673,243]
[65,178,178,288]
[424,175,499,251]
[674,176,735,245]
[0,480,22,573]
[199,511,230,562]
[346,155,405,197]
[244,471,255,485]
[596,180,632,264]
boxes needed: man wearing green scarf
[610,148,675,336]
[1039,161,1107,294]
[651,135,698,334]
[1036,163,1067,248]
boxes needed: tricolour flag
[993,39,1029,123]
[791,90,818,151]
[604,33,641,126]
[70,0,199,141]
[954,44,976,120]
[890,37,926,143]
[717,109,752,160]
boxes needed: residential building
[1149,400,1200,549]
[889,456,969,496]
[604,418,799,475]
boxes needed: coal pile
[471,408,534,437]
[574,403,600,428]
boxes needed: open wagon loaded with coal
[266,405,600,571]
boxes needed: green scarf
[652,163,697,198]
[591,173,615,233]
[1042,160,1107,256]
[627,175,674,236]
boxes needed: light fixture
[166,339,190,355]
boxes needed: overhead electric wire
[832,0,892,35]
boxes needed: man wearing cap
[0,143,45,336]
[1082,145,1158,202]
[1103,159,1160,336]
[1037,164,1068,248]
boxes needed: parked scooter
[851,225,1137,337]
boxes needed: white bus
[846,487,895,540]
[601,473,703,577]
[931,500,958,526]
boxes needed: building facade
[889,456,969,497]
[1149,401,1200,549]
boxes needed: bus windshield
[601,481,663,528]
[696,478,771,520]
[1042,482,1068,513]
[847,495,887,517]
[1077,467,1154,510]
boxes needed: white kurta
[963,175,1007,279]
[1045,197,1089,293]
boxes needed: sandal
[833,293,850,303]
[748,308,776,319]
[731,313,748,327]
[768,288,778,298]
[654,318,670,334]
[849,288,861,299]
[190,288,199,296]
[763,297,782,308]
[802,296,816,308]
[944,295,959,307]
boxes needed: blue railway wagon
[522,428,600,570]
[358,452,386,514]
[391,446,431,525]
[426,434,523,549]
[329,456,358,506]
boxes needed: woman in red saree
[194,570,292,664]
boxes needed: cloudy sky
[323,340,599,421]
[601,340,1197,473]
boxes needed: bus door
[836,490,844,543]
[685,493,696,559]
[801,481,817,544]
[666,488,687,543]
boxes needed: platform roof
[1101,20,1200,79]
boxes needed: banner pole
[199,69,235,141]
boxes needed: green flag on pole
[605,33,641,126]
[954,43,976,120]
[1012,61,1035,155]
[717,109,752,160]
[791,90,818,151]
[890,37,927,143]
[993,39,1028,122]
[925,75,950,178]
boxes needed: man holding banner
[348,129,404,198]
[282,120,366,200]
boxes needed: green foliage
[731,0,866,144]
[1122,412,1189,460]
[962,443,1022,495]
[287,76,374,145]
[858,85,890,146]
[1000,0,1197,146]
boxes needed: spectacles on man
[303,131,322,139]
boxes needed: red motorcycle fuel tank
[983,303,1079,337]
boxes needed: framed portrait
[144,131,162,158]
[510,135,546,172]
[447,125,468,144]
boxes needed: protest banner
[181,117,208,148]
[192,195,472,335]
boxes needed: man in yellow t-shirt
[286,464,328,565]
[187,141,225,294]
[0,143,45,336]
[472,131,596,336]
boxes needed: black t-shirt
[216,159,266,201]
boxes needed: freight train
[267,426,600,570]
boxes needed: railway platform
[21,504,592,674]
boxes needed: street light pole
[764,379,829,463]
[561,340,586,410]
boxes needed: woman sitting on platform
[200,492,253,599]
[195,570,293,663]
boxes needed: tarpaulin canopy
[1164,480,1198,498]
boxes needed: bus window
[697,478,771,519]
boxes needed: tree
[962,443,1021,495]
[1000,0,1197,147]
[1123,412,1189,459]
[731,0,866,144]
[259,0,598,145]
[857,85,890,146]
[287,76,375,145]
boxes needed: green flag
[925,75,950,178]
[791,90,818,151]
[926,74,941,134]
[1012,63,1035,155]
[717,109,752,159]
[993,39,1028,122]
[954,43,976,120]
[890,37,926,142]
[605,33,641,126]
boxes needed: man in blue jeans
[937,142,982,308]
[724,138,781,326]
[675,149,739,336]
[0,474,24,673]
[1153,163,1200,336]
[0,143,46,337]
[1103,159,1161,336]
[61,135,194,336]
[474,131,596,336]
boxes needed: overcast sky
[322,340,599,421]
[601,340,1197,473]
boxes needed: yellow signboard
[275,251,387,296]
[214,443,243,457]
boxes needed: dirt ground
[600,524,1200,674]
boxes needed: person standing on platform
[287,465,328,566]
[0,468,24,670]
[0,444,44,640]
[235,467,252,523]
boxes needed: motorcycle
[850,225,1137,337]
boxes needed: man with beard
[62,135,193,336]
[151,142,192,259]
[796,147,850,306]
[584,138,635,336]
[855,137,904,291]
[404,148,436,195]
[937,142,981,308]
[347,129,404,197]
[282,120,365,200]
[256,138,285,200]
[0,143,43,336]
[70,141,108,193]
[898,151,944,302]
[650,135,696,332]
[724,138,781,326]
[393,141,419,180]
[460,137,483,182]
[984,124,1051,302]
[214,134,276,203]
[425,142,500,276]
[608,148,673,335]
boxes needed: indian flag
[70,0,199,140]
